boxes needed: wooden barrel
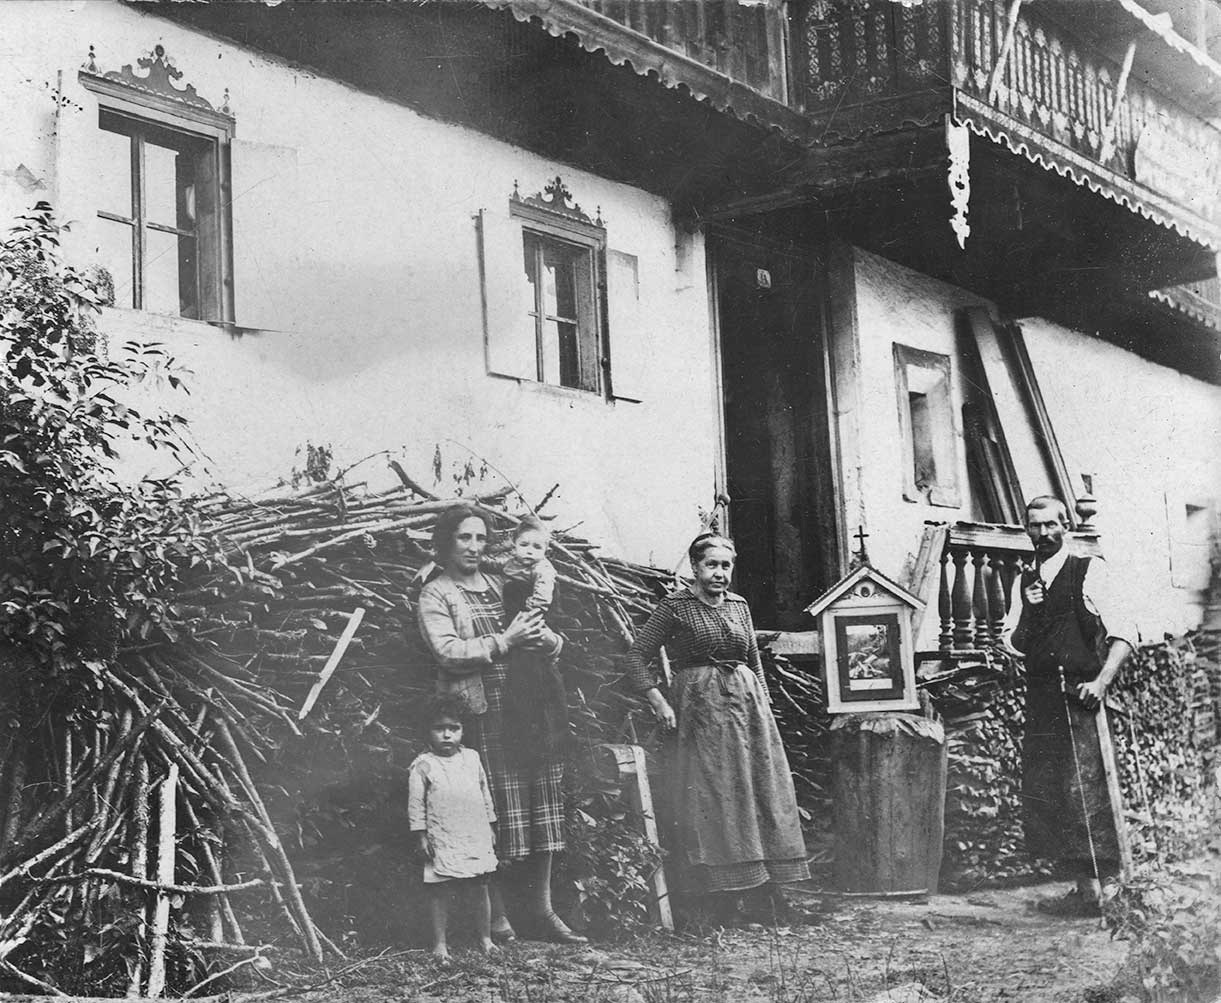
[831,712,948,895]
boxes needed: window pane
[95,219,135,308]
[523,233,540,316]
[145,229,185,315]
[540,319,584,389]
[541,242,580,321]
[145,142,183,229]
[540,318,561,385]
[556,320,581,389]
[909,391,938,490]
[95,127,133,218]
[177,234,198,319]
[522,229,599,390]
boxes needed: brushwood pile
[0,476,838,996]
[0,478,1213,995]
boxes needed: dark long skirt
[1022,676,1121,867]
[669,664,810,893]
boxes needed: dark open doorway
[714,238,841,629]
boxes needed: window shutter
[606,249,646,402]
[477,207,536,381]
[229,139,299,332]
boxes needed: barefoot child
[408,694,499,959]
[500,517,569,770]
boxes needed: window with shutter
[479,177,612,395]
[605,249,647,402]
[80,45,233,324]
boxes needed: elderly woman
[416,504,586,944]
[626,533,809,911]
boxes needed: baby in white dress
[408,693,498,959]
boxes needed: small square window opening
[894,344,961,507]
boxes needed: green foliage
[0,203,210,717]
[1107,850,1221,1000]
[558,790,663,940]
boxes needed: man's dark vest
[1012,554,1107,682]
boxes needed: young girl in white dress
[408,694,499,959]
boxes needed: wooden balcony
[564,0,1220,250]
[575,0,789,102]
[790,0,1221,243]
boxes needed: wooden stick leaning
[1094,703,1134,882]
[126,754,150,1000]
[179,793,246,946]
[212,720,324,963]
[2,702,164,867]
[299,607,365,720]
[0,818,97,892]
[1,740,29,850]
[144,762,178,998]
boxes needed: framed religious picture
[806,566,922,714]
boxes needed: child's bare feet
[431,944,451,962]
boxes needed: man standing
[1005,496,1138,916]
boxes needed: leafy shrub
[1107,854,1221,1001]
[557,790,663,940]
[0,203,208,720]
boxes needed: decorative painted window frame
[509,177,608,396]
[78,44,235,324]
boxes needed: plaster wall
[845,248,1220,641]
[847,248,993,575]
[0,0,720,567]
[1019,317,1221,638]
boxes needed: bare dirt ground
[291,882,1135,1003]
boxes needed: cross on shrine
[853,525,870,565]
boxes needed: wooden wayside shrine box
[805,565,922,715]
[806,565,948,896]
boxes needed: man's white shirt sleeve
[1001,553,1139,653]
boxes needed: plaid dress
[457,585,565,861]
[627,589,810,893]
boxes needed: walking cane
[1058,665,1105,928]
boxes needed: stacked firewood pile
[924,635,1219,889]
[1111,635,1218,864]
[0,475,835,996]
[919,655,1040,889]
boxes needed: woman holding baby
[416,504,585,944]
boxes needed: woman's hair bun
[688,532,735,565]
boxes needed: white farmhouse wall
[848,248,993,574]
[845,247,1220,641]
[0,0,720,566]
[1019,317,1221,638]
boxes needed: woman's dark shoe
[534,910,588,944]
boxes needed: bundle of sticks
[0,474,686,997]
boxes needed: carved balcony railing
[789,0,1221,233]
[791,0,948,128]
[575,0,790,101]
[932,523,1031,652]
[911,521,1102,654]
